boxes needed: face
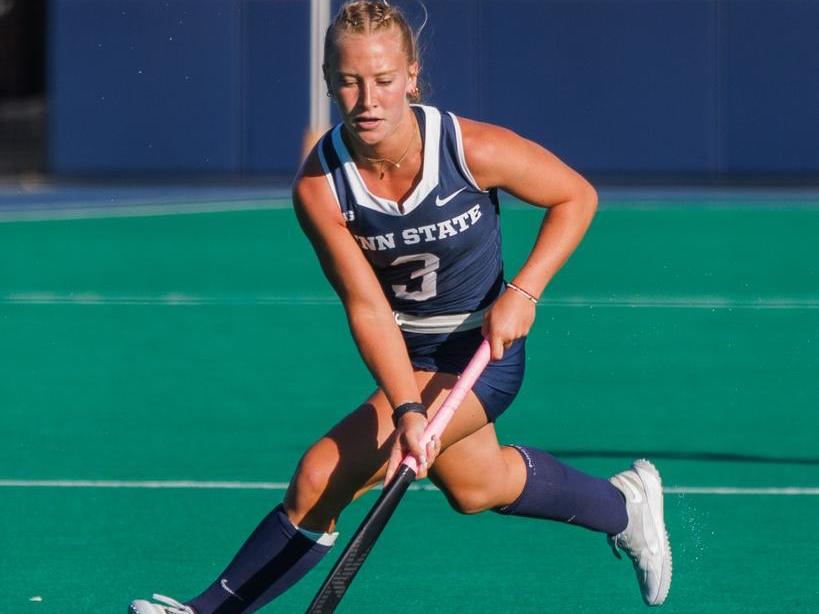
[326,29,418,147]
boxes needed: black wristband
[392,402,427,427]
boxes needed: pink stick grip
[401,339,491,474]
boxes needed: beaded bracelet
[392,402,427,427]
[506,282,539,304]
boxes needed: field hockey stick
[305,339,492,614]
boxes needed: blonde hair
[323,0,422,102]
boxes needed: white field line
[1,293,339,306]
[663,487,819,495]
[1,480,818,495]
[0,479,438,492]
[0,198,291,223]
[0,480,292,490]
[4,293,819,310]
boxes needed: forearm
[511,188,597,298]
[346,302,420,409]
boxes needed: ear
[405,61,419,96]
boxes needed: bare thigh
[284,370,524,531]
[415,371,527,514]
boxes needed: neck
[348,109,419,175]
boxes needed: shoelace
[151,594,195,614]
[608,534,624,560]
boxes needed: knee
[288,445,336,513]
[442,487,497,516]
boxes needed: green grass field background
[1,200,817,612]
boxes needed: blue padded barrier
[718,0,819,175]
[476,0,718,175]
[49,0,242,174]
[48,0,819,179]
[243,0,309,175]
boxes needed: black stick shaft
[305,465,416,613]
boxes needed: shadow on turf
[551,450,819,466]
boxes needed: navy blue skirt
[403,327,526,422]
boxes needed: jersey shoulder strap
[316,126,355,221]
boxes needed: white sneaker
[128,594,195,614]
[608,459,672,606]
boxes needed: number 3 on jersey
[391,253,439,301]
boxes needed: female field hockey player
[130,2,671,612]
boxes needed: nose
[359,81,374,109]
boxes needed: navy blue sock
[496,446,628,535]
[187,505,333,614]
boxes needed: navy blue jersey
[317,104,504,316]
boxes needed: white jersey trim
[317,135,342,213]
[447,112,487,193]
[331,105,441,217]
[393,306,487,334]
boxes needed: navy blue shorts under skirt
[403,327,526,422]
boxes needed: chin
[349,126,386,147]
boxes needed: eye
[377,79,394,86]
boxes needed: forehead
[330,29,407,74]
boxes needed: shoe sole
[128,601,164,614]
[633,459,673,606]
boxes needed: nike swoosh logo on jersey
[435,187,467,207]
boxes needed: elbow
[552,179,597,226]
[582,181,598,220]
[346,300,394,330]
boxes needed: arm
[293,151,436,480]
[293,152,420,409]
[459,118,598,359]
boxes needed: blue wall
[421,0,719,175]
[50,0,244,173]
[49,0,819,180]
[719,0,819,175]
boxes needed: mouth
[352,116,382,131]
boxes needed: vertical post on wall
[302,0,331,160]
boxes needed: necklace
[360,125,418,179]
